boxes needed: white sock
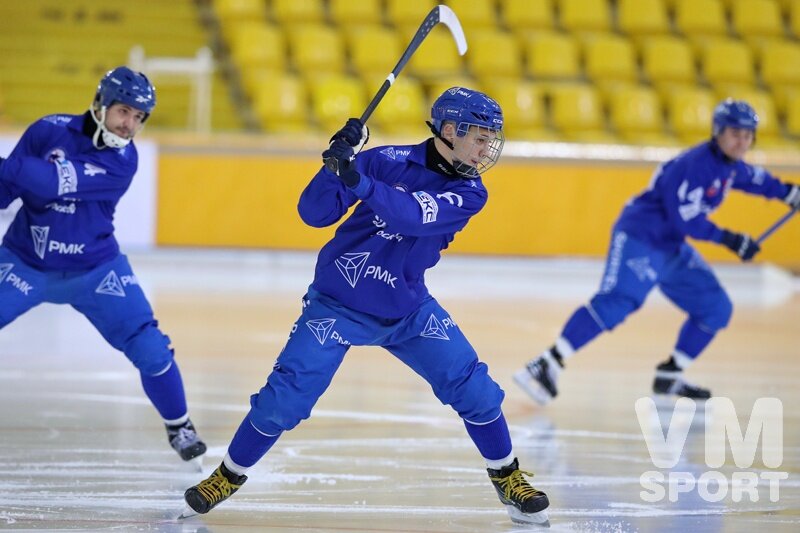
[223,454,250,476]
[485,451,515,470]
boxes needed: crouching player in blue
[514,99,800,406]
[183,88,550,525]
[0,67,206,463]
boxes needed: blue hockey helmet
[429,87,504,178]
[94,66,156,119]
[712,98,758,137]
[430,87,504,137]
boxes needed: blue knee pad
[695,291,733,332]
[436,361,504,423]
[589,292,643,331]
[125,322,174,375]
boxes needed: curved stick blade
[437,5,468,55]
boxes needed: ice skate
[167,418,207,464]
[183,463,248,515]
[488,458,550,526]
[652,359,711,400]
[513,348,562,405]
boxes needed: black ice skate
[513,348,563,405]
[488,458,550,525]
[166,418,207,461]
[182,463,248,516]
[652,359,711,400]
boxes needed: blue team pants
[0,246,176,378]
[247,288,505,436]
[562,231,733,359]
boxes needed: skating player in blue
[183,87,551,525]
[0,67,206,463]
[514,99,800,405]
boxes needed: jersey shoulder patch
[376,145,413,162]
[40,114,74,127]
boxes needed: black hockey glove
[784,184,800,210]
[720,230,760,261]
[330,118,369,154]
[322,138,360,188]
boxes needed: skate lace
[196,469,238,504]
[491,469,542,501]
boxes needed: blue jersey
[0,113,137,270]
[615,140,791,251]
[298,140,487,319]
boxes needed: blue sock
[674,319,716,360]
[464,412,512,461]
[140,361,187,421]
[228,413,281,469]
[561,305,604,351]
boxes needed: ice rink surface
[1,249,798,532]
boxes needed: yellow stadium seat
[385,0,438,28]
[444,0,498,32]
[791,0,800,37]
[500,0,556,38]
[466,29,522,84]
[666,86,716,143]
[287,24,345,79]
[228,22,285,72]
[674,0,727,37]
[618,0,670,36]
[253,73,310,132]
[347,27,402,83]
[271,0,323,25]
[639,35,697,88]
[785,90,800,136]
[558,0,611,33]
[549,83,616,142]
[699,38,755,86]
[583,33,638,85]
[213,0,266,24]
[310,75,367,133]
[759,39,800,113]
[482,80,559,141]
[731,0,784,39]
[759,40,800,87]
[328,0,382,28]
[524,31,580,80]
[369,77,427,137]
[407,26,466,83]
[608,84,678,145]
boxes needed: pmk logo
[636,397,787,503]
[95,270,139,297]
[0,263,33,295]
[335,252,398,289]
[420,314,457,340]
[305,318,350,346]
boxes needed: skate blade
[507,506,550,527]
[512,372,553,406]
[178,504,199,519]
[187,455,204,473]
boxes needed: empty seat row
[211,0,800,40]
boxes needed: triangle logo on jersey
[420,314,450,341]
[95,270,126,297]
[335,252,370,288]
[380,147,396,160]
[30,226,49,259]
[306,318,336,345]
[0,263,12,283]
[626,257,657,283]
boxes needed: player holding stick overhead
[0,67,206,464]
[182,87,550,526]
[514,98,800,406]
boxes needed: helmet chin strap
[91,106,131,149]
